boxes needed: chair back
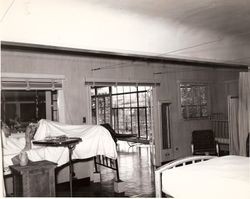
[192,130,216,151]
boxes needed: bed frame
[155,156,216,198]
[54,155,121,182]
[94,155,121,181]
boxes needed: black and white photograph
[0,0,250,198]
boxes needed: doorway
[91,85,153,141]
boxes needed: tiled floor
[56,141,156,197]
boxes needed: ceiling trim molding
[1,41,248,70]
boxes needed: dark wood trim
[1,41,248,70]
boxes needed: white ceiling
[1,0,250,66]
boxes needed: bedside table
[9,160,57,197]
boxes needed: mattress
[161,155,250,199]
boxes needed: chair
[191,130,219,156]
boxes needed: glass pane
[118,109,124,133]
[105,96,111,124]
[138,92,146,107]
[201,106,208,117]
[139,108,147,138]
[193,87,200,105]
[138,86,145,91]
[131,108,138,135]
[130,93,137,107]
[98,98,105,123]
[145,90,152,107]
[117,95,124,107]
[123,86,130,93]
[117,86,124,94]
[112,109,119,132]
[97,87,109,95]
[112,86,117,94]
[123,94,131,107]
[180,87,193,105]
[112,95,117,108]
[145,86,151,91]
[91,97,96,109]
[124,108,132,134]
[92,109,97,124]
[200,86,208,105]
[130,86,137,92]
[98,97,104,108]
[2,90,51,125]
[147,107,152,135]
[195,106,201,117]
[188,106,200,118]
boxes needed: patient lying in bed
[2,119,118,169]
[1,122,38,165]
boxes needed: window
[91,86,152,140]
[180,82,209,119]
[1,73,64,132]
[1,90,58,132]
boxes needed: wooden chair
[191,130,219,156]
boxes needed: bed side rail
[155,156,216,198]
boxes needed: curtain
[228,97,239,155]
[57,90,66,123]
[238,72,250,156]
[85,86,92,124]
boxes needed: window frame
[91,85,152,139]
[178,81,211,120]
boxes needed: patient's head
[26,123,38,140]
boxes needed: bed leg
[115,159,120,181]
[94,157,98,173]
[114,180,125,193]
[93,157,101,183]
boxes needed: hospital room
[1,0,250,198]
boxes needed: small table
[33,136,82,197]
[10,160,57,197]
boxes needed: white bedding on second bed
[162,155,250,199]
[3,119,117,168]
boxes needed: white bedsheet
[162,155,250,199]
[3,119,117,168]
